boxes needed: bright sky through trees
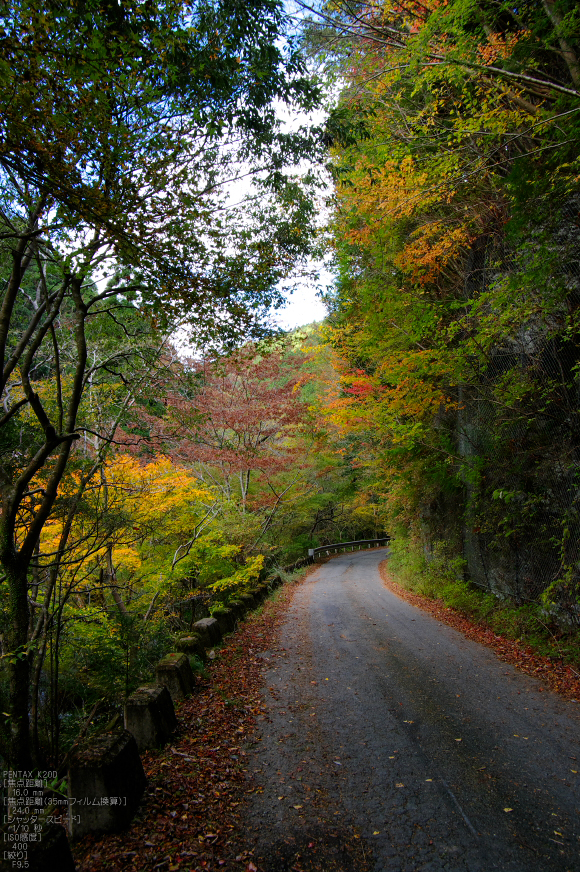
[275,277,329,328]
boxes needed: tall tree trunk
[5,558,32,769]
[31,620,48,766]
[542,0,580,88]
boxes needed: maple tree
[158,334,385,561]
[168,346,307,506]
[154,343,317,561]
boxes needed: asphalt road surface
[243,549,580,872]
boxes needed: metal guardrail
[308,537,391,560]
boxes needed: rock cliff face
[428,215,580,619]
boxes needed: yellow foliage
[36,454,216,593]
[209,554,265,593]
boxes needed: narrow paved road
[243,549,580,872]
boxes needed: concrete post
[155,652,195,700]
[124,685,177,751]
[67,730,146,839]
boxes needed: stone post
[192,616,222,647]
[67,730,146,839]
[155,652,195,700]
[124,685,177,751]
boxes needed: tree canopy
[2,0,580,779]
[302,0,580,616]
[0,0,323,767]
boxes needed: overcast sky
[274,277,329,329]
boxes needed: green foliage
[0,0,326,767]
[388,535,468,600]
[302,0,580,616]
[541,569,580,629]
[209,555,265,596]
[56,605,173,704]
[389,535,580,665]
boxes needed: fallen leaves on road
[380,562,580,703]
[73,568,372,872]
[73,581,299,872]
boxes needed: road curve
[243,548,580,872]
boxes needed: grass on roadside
[387,537,580,668]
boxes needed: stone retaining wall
[57,570,286,861]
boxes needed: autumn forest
[1,0,580,783]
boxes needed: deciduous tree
[0,0,321,766]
